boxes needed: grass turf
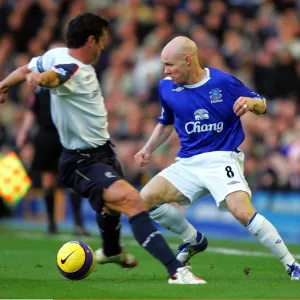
[0,228,299,299]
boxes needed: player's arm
[0,65,31,103]
[26,50,79,90]
[135,83,174,167]
[26,70,61,90]
[26,63,80,89]
[233,96,267,116]
[230,77,267,116]
[143,123,174,153]
[0,65,60,103]
[134,123,174,167]
[251,97,267,115]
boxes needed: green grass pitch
[0,228,299,299]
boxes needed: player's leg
[141,172,208,265]
[203,150,299,280]
[102,178,206,283]
[226,191,300,280]
[32,131,58,234]
[41,171,57,234]
[59,146,206,283]
[150,203,199,243]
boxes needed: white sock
[247,213,296,268]
[149,203,197,243]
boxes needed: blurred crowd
[0,0,300,192]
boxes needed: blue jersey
[158,68,264,158]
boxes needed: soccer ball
[57,241,95,280]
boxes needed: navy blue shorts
[59,141,124,213]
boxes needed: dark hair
[66,12,109,48]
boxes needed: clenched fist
[134,148,151,167]
[233,97,254,117]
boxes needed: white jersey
[28,47,109,150]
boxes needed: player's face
[162,55,188,85]
[97,29,108,55]
[90,29,108,63]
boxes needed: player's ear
[87,35,96,46]
[185,55,192,66]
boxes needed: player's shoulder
[208,67,236,82]
[209,68,245,87]
[44,47,84,67]
[44,47,68,58]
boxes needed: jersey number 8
[225,166,234,178]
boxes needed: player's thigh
[75,161,125,213]
[202,151,251,209]
[68,157,144,216]
[141,175,189,209]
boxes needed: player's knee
[233,209,253,225]
[140,187,161,209]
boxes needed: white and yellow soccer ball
[57,241,95,280]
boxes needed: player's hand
[16,130,28,149]
[233,97,254,117]
[134,148,151,167]
[26,73,43,90]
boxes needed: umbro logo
[92,89,99,98]
[227,181,240,185]
[84,75,92,81]
[104,172,116,178]
[172,87,184,92]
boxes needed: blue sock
[129,211,183,276]
[96,211,121,256]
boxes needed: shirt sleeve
[228,76,266,113]
[229,76,265,100]
[51,64,79,84]
[157,81,174,125]
[28,50,54,73]
[27,50,79,84]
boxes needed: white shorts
[156,150,251,210]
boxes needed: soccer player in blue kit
[135,36,300,280]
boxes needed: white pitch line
[127,241,300,260]
[207,247,300,259]
[5,231,300,259]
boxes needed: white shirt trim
[183,68,210,88]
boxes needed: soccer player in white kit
[135,36,300,281]
[0,14,206,284]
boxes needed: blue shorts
[59,141,124,213]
